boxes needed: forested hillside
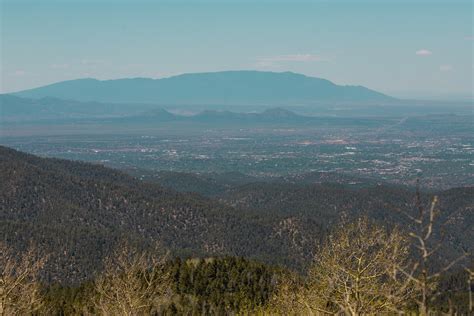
[0,146,286,283]
[1,146,472,284]
[128,169,473,262]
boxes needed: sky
[1,0,473,100]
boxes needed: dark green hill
[0,146,279,283]
[125,170,259,196]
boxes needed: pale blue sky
[1,0,472,99]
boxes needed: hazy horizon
[4,70,474,102]
[1,0,472,101]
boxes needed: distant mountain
[116,108,178,123]
[105,107,389,126]
[261,107,301,119]
[0,95,388,127]
[0,94,158,122]
[12,71,395,105]
[191,107,308,123]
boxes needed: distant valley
[2,108,472,190]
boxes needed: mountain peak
[262,107,299,118]
[12,71,395,105]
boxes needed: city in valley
[3,112,472,190]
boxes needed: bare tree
[270,217,414,315]
[396,188,468,315]
[467,266,473,314]
[265,272,307,315]
[93,241,173,316]
[0,242,47,316]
